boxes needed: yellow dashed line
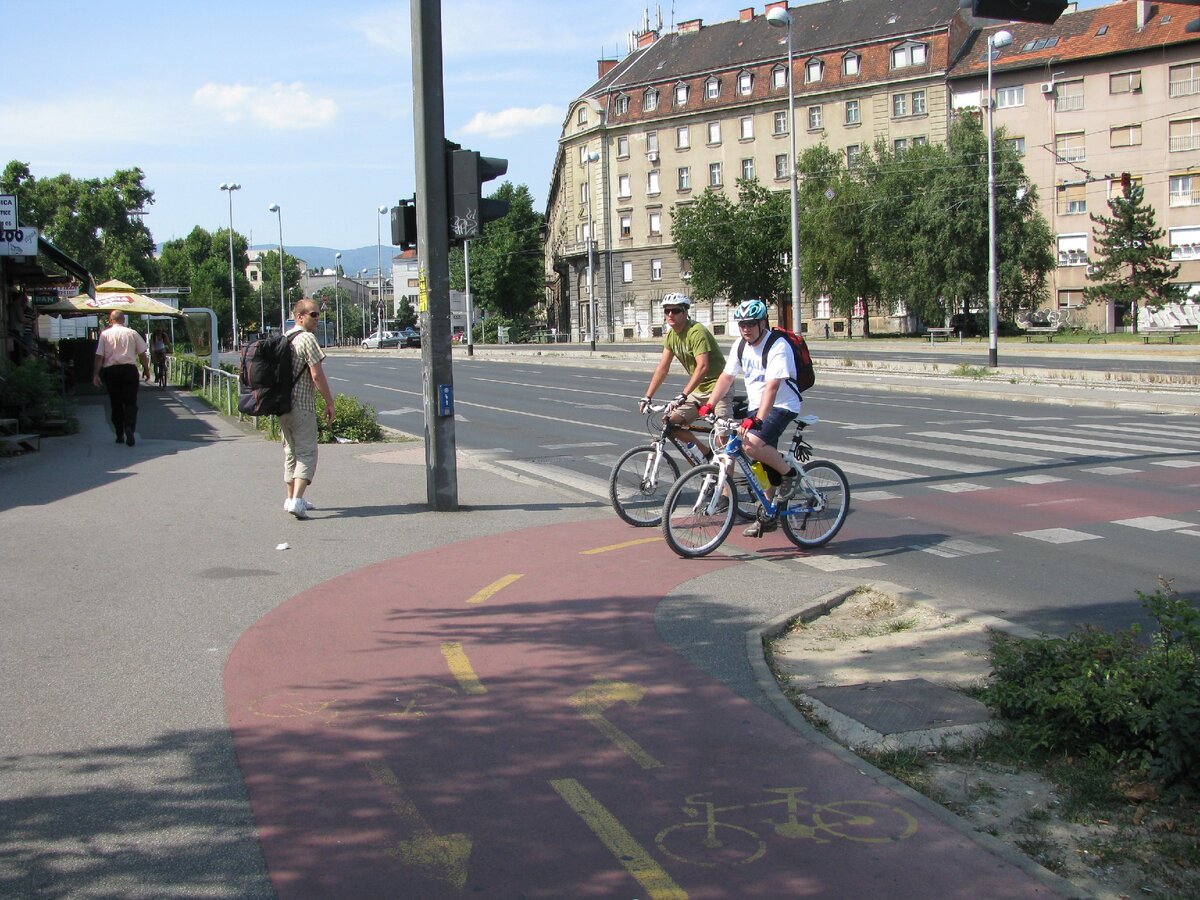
[581,536,662,555]
[440,642,487,694]
[550,778,687,900]
[466,573,524,605]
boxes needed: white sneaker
[283,498,316,512]
[284,498,310,520]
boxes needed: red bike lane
[225,517,1056,898]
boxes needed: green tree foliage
[1085,183,1180,332]
[449,182,544,320]
[2,160,158,284]
[158,227,256,342]
[672,178,790,312]
[256,249,304,329]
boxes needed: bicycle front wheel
[662,464,737,558]
[609,444,680,527]
[781,460,849,549]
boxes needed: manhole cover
[805,678,991,735]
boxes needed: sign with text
[0,226,38,256]
[0,194,17,230]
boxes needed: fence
[168,355,246,421]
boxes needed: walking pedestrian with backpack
[698,298,811,538]
[277,300,334,519]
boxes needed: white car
[361,331,401,349]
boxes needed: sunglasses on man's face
[664,308,685,315]
[305,311,321,318]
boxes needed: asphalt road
[325,353,1200,635]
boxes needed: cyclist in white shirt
[698,298,801,537]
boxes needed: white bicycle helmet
[661,293,691,309]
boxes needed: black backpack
[736,327,816,399]
[238,331,303,416]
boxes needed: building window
[845,99,860,125]
[615,94,629,115]
[846,144,861,167]
[912,90,926,115]
[1054,80,1083,113]
[892,94,908,117]
[678,167,691,191]
[622,260,633,282]
[740,116,753,140]
[649,212,662,235]
[775,154,789,179]
[815,296,831,318]
[894,138,908,153]
[707,121,720,144]
[996,85,1024,108]
[646,131,658,154]
[651,258,663,281]
[1109,175,1141,198]
[1008,136,1026,156]
[805,59,823,83]
[808,106,823,129]
[1110,124,1142,148]
[675,83,689,106]
[643,89,659,112]
[1169,62,1200,97]
[617,135,629,158]
[580,181,589,204]
[1170,226,1200,259]
[741,158,755,180]
[620,215,632,238]
[676,125,689,149]
[891,42,927,69]
[579,145,590,165]
[1057,289,1084,309]
[1056,233,1088,267]
[1170,174,1200,207]
[577,107,588,125]
[774,111,788,134]
[772,65,787,89]
[1170,118,1200,152]
[1109,71,1142,94]
[843,52,860,76]
[1056,182,1087,215]
[738,71,753,95]
[1055,132,1086,163]
[647,170,660,194]
[913,135,928,147]
[705,76,720,99]
[618,174,631,198]
[709,162,723,186]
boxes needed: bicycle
[655,787,917,867]
[660,414,850,558]
[152,351,168,388]
[609,403,756,527]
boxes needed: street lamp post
[359,269,369,339]
[585,150,600,351]
[334,252,342,345]
[986,29,1013,368]
[268,203,285,330]
[219,183,241,349]
[767,6,801,334]
[377,205,388,335]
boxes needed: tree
[449,182,544,319]
[1085,182,1180,332]
[671,178,790,312]
[1,160,158,285]
[258,249,304,328]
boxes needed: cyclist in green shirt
[639,293,732,457]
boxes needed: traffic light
[391,197,417,250]
[447,148,509,243]
[961,0,1067,24]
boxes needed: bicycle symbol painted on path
[248,682,459,726]
[655,787,918,867]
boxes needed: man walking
[92,310,150,446]
[283,299,335,520]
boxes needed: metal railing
[167,356,245,420]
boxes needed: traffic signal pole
[411,0,458,510]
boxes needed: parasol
[39,279,183,317]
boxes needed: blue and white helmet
[733,298,768,321]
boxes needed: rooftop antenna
[657,4,663,31]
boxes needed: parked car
[397,328,421,348]
[362,331,401,349]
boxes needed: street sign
[0,226,38,256]
[0,194,17,230]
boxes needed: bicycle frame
[636,413,710,491]
[702,419,821,520]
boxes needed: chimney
[764,1,788,14]
[597,59,618,78]
[678,18,703,33]
[636,29,659,48]
[1136,0,1151,29]
[740,7,754,22]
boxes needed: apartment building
[948,0,1200,330]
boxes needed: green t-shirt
[663,320,725,394]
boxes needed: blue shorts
[751,407,798,448]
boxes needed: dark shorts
[750,407,799,448]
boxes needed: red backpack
[736,327,816,399]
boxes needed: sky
[3,0,1110,256]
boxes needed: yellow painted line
[550,778,686,900]
[466,573,523,605]
[440,641,487,694]
[581,715,663,770]
[571,680,662,770]
[580,536,662,555]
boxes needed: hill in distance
[250,245,400,276]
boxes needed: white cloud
[459,104,563,138]
[193,82,338,130]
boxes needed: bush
[982,580,1200,789]
[316,393,384,443]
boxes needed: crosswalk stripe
[853,434,1050,464]
[493,460,610,499]
[832,460,922,482]
[1113,516,1197,531]
[796,555,886,572]
[983,427,1194,455]
[1071,422,1200,440]
[915,431,1127,458]
[821,442,991,474]
[1080,465,1141,475]
[918,539,999,558]
[1152,459,1200,468]
[1017,528,1103,544]
[929,482,990,493]
[1008,474,1067,484]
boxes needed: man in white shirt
[92,310,150,446]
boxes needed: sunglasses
[664,308,685,315]
[304,311,321,318]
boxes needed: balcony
[1170,134,1200,153]
[1170,77,1200,98]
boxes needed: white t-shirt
[723,332,802,413]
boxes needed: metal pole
[464,239,474,356]
[376,211,383,336]
[412,0,458,510]
[785,21,801,334]
[586,151,598,351]
[221,183,241,349]
[987,40,999,368]
[334,251,342,345]
[269,204,286,330]
[378,205,389,336]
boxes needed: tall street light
[585,150,600,351]
[219,183,241,350]
[767,5,801,334]
[334,251,342,345]
[986,28,1013,368]
[359,269,369,339]
[377,205,388,335]
[268,203,285,330]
